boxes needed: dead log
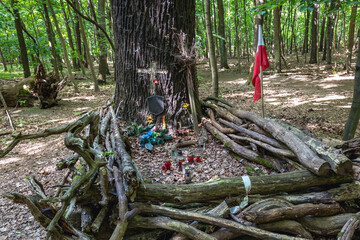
[210,220,313,240]
[246,182,360,204]
[204,120,279,170]
[131,203,308,240]
[33,64,66,108]
[341,136,360,159]
[129,216,217,240]
[243,202,343,224]
[300,213,355,236]
[201,101,243,125]
[229,134,296,158]
[170,200,229,240]
[136,170,352,204]
[207,109,237,134]
[337,213,360,240]
[0,77,36,107]
[230,108,331,176]
[274,119,352,175]
[219,118,283,149]
[109,105,142,200]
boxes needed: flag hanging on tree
[252,25,269,102]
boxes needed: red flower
[165,161,171,170]
[162,166,166,170]
[153,79,159,85]
[188,157,194,163]
[196,156,201,163]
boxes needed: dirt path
[0,58,357,239]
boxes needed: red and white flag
[252,25,269,102]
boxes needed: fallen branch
[131,203,308,240]
[230,108,331,176]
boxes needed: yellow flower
[183,103,189,109]
[147,116,153,124]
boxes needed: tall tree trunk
[97,0,110,81]
[291,6,299,63]
[74,9,84,71]
[243,0,249,62]
[343,39,360,140]
[217,0,229,69]
[46,0,79,92]
[324,1,335,64]
[333,12,339,68]
[234,0,240,67]
[302,10,310,55]
[227,1,232,58]
[111,0,198,129]
[11,0,30,78]
[347,4,358,72]
[201,0,209,58]
[319,16,326,52]
[212,0,219,56]
[205,0,219,97]
[273,6,281,73]
[309,4,319,64]
[0,48,7,71]
[60,0,77,70]
[42,2,60,79]
[75,0,99,92]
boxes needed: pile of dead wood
[0,64,66,109]
[2,99,360,240]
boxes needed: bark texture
[112,0,197,128]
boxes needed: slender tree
[309,4,319,64]
[205,0,219,97]
[302,10,310,54]
[11,0,30,77]
[319,16,326,52]
[273,6,281,72]
[343,39,360,140]
[347,4,357,72]
[60,0,77,69]
[42,2,60,78]
[46,0,79,92]
[97,0,110,81]
[217,0,229,69]
[75,0,99,92]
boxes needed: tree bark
[205,0,219,97]
[111,0,198,129]
[230,109,331,176]
[309,4,319,64]
[243,202,343,224]
[273,7,281,73]
[343,38,360,140]
[97,0,110,82]
[347,4,357,72]
[243,0,249,62]
[11,0,30,78]
[217,0,229,69]
[274,120,352,175]
[319,16,326,52]
[136,170,352,204]
[302,10,310,55]
[324,1,335,64]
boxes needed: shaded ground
[0,55,357,239]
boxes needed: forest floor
[0,55,357,239]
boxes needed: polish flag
[252,25,269,102]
